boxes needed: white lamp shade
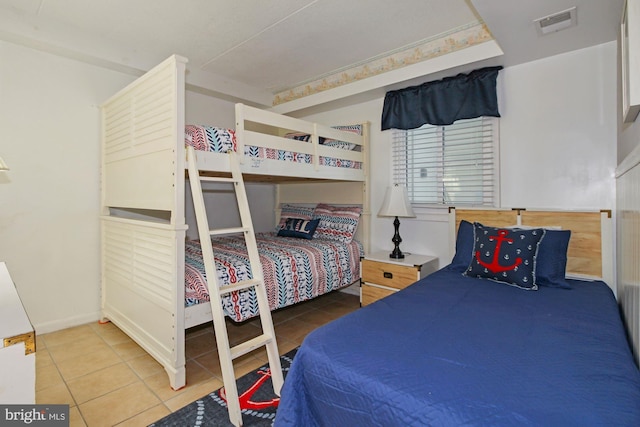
[0,156,8,171]
[378,185,416,218]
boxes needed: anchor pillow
[465,223,545,290]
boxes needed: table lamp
[378,185,415,259]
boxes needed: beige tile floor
[35,291,360,427]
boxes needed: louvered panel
[104,222,175,306]
[131,83,174,152]
[101,55,186,214]
[103,101,133,156]
[616,157,640,366]
[101,214,187,389]
[103,64,175,162]
[103,101,134,160]
[132,84,174,148]
[103,224,134,281]
[102,219,180,343]
[132,231,175,301]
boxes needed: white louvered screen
[392,117,499,207]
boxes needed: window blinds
[392,117,498,207]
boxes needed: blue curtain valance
[381,66,503,130]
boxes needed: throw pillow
[465,223,545,290]
[313,204,362,243]
[448,220,475,272]
[535,229,572,289]
[277,218,320,239]
[276,204,315,231]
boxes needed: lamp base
[389,216,405,259]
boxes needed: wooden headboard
[449,208,613,285]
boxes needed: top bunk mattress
[185,125,363,170]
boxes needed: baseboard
[33,310,102,335]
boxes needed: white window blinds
[391,117,499,207]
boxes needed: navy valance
[381,66,503,130]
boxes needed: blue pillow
[536,229,572,289]
[465,223,545,290]
[448,220,475,272]
[277,218,320,240]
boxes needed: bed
[99,55,370,390]
[184,226,363,323]
[274,208,640,426]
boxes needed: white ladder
[186,146,284,427]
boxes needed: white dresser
[0,262,35,404]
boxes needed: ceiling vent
[534,7,577,36]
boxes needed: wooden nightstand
[360,251,438,306]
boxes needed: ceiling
[0,0,624,112]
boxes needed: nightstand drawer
[361,283,395,306]
[361,260,418,290]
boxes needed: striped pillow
[276,204,315,231]
[322,124,362,150]
[313,204,362,243]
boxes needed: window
[391,117,499,207]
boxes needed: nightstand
[360,251,438,306]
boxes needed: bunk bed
[275,208,640,426]
[99,55,370,390]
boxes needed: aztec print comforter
[184,233,363,322]
[184,125,362,170]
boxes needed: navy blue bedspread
[274,268,640,426]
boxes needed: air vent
[534,7,577,36]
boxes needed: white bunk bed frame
[100,55,370,390]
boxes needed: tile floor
[35,290,360,427]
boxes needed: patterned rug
[149,348,297,427]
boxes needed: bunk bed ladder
[186,146,284,427]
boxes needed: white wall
[0,41,135,332]
[301,42,618,268]
[499,42,616,210]
[186,91,235,128]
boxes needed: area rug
[149,348,298,427]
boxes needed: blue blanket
[275,268,640,426]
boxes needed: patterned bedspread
[184,125,362,170]
[185,233,363,322]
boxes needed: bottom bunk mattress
[274,267,640,426]
[185,233,362,322]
